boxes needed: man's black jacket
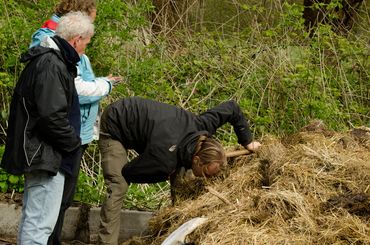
[102,97,253,183]
[1,36,81,175]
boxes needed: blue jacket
[30,14,112,145]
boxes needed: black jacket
[103,97,253,183]
[1,36,81,175]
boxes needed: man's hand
[244,141,262,152]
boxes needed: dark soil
[322,193,370,217]
[0,192,23,205]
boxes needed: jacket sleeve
[196,100,253,145]
[75,75,112,104]
[33,62,81,153]
[75,55,112,105]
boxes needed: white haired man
[1,12,94,245]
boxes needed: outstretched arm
[76,55,121,104]
[196,100,253,146]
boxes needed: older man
[1,12,94,245]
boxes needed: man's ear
[69,36,80,49]
[191,156,204,177]
[192,156,200,166]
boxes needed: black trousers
[47,144,88,245]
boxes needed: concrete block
[0,203,152,243]
[88,208,152,243]
[61,207,81,240]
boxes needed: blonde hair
[56,11,94,41]
[194,135,227,169]
[55,0,96,16]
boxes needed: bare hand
[244,141,262,152]
[107,74,123,83]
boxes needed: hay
[122,125,370,245]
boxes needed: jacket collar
[177,131,209,169]
[51,35,80,65]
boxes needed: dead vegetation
[123,122,370,245]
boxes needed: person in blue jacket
[29,1,121,244]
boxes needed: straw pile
[123,122,370,245]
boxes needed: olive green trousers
[97,114,128,245]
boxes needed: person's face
[191,156,222,177]
[73,36,91,55]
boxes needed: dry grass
[122,122,370,245]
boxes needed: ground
[0,192,22,205]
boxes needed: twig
[181,72,201,108]
[225,149,251,158]
[206,186,232,206]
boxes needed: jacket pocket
[24,135,42,166]
[24,135,62,174]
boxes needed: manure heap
[126,124,370,245]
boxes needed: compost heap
[123,123,370,245]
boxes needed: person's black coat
[103,97,253,183]
[1,36,81,175]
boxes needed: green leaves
[74,171,105,205]
[124,182,170,211]
[0,168,24,193]
[7,175,19,184]
[0,182,8,193]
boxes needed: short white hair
[56,11,94,41]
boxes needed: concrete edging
[0,203,152,243]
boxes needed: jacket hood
[21,35,80,66]
[20,46,55,63]
[177,130,209,169]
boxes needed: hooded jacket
[30,14,113,145]
[102,97,253,183]
[1,36,81,175]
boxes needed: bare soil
[0,192,23,205]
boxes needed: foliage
[74,170,104,205]
[89,0,154,76]
[124,182,170,211]
[74,169,170,210]
[0,145,23,193]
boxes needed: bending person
[97,97,261,244]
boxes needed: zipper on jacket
[23,97,42,166]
